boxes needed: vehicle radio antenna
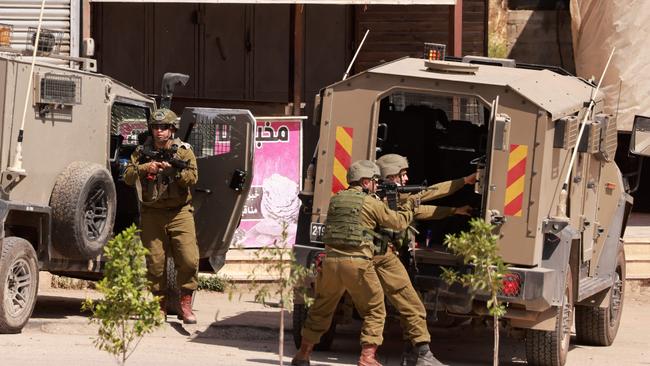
[342,29,370,81]
[8,0,47,175]
[557,47,615,217]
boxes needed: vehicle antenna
[342,29,370,81]
[9,0,47,174]
[557,47,615,217]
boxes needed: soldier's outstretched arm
[176,147,198,188]
[414,204,455,221]
[419,176,468,202]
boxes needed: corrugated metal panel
[0,0,78,59]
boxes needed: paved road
[0,285,648,365]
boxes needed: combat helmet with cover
[346,159,381,183]
[149,108,179,130]
[376,154,409,179]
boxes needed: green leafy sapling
[82,224,164,365]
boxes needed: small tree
[441,218,508,366]
[82,224,164,365]
[246,222,314,366]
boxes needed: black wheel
[525,268,573,366]
[575,249,625,346]
[50,162,116,259]
[165,256,181,315]
[0,237,39,334]
[292,303,336,351]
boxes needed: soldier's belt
[325,253,372,260]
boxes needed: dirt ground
[0,282,648,366]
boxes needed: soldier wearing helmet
[123,108,200,324]
[292,160,417,366]
[373,153,475,366]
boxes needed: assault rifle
[376,181,428,210]
[140,147,190,180]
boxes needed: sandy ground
[0,284,648,366]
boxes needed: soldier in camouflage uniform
[374,154,475,366]
[292,160,416,366]
[123,108,199,324]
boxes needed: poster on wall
[234,117,305,248]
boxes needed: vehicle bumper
[415,265,558,314]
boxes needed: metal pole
[10,0,47,173]
[342,29,369,81]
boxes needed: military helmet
[376,154,409,179]
[149,108,179,129]
[346,160,381,184]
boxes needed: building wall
[91,2,487,178]
[506,9,574,73]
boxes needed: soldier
[123,108,200,324]
[374,153,475,366]
[292,160,416,366]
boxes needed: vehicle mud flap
[541,221,578,308]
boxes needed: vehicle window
[388,92,485,127]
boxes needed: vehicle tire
[165,256,195,316]
[575,249,625,346]
[0,237,39,334]
[50,162,116,259]
[525,268,573,366]
[292,303,336,351]
[165,256,181,315]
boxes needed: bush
[198,274,229,292]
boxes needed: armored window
[187,119,232,158]
[111,103,149,146]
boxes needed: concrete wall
[506,9,574,73]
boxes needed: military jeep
[0,48,254,333]
[293,55,648,365]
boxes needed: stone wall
[506,9,574,73]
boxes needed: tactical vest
[323,189,376,248]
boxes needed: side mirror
[630,115,650,157]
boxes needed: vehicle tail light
[501,272,522,297]
[314,252,326,273]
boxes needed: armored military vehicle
[0,44,254,333]
[293,55,649,365]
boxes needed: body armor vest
[323,189,375,248]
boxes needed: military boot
[358,344,382,366]
[179,291,197,324]
[291,339,314,366]
[414,344,445,366]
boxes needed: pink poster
[235,118,304,248]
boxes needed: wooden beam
[292,4,305,116]
[448,0,462,57]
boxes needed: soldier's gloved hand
[453,205,473,216]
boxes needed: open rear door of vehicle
[482,97,511,227]
[178,108,255,271]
